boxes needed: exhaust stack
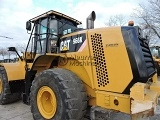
[86,11,96,29]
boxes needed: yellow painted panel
[2,62,25,81]
[130,82,159,101]
[87,27,133,92]
[59,58,93,89]
[150,81,160,96]
[58,31,95,89]
[96,91,130,114]
[59,27,133,97]
[130,82,146,100]
[152,73,158,82]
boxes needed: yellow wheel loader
[150,46,160,75]
[0,10,160,120]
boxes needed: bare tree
[132,0,160,44]
[15,43,26,52]
[0,48,8,59]
[105,14,126,26]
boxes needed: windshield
[58,22,77,35]
[36,19,58,53]
[36,19,47,54]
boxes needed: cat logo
[60,40,70,51]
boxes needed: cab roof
[29,10,82,25]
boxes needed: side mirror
[8,47,16,52]
[8,47,23,61]
[26,21,32,31]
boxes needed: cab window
[36,18,47,54]
[48,19,58,52]
[40,19,47,39]
[62,24,77,35]
[49,20,58,39]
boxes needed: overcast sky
[0,0,143,48]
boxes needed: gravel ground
[0,101,33,120]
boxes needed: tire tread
[0,67,21,105]
[30,68,87,120]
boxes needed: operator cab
[25,10,81,61]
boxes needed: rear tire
[30,68,87,120]
[0,67,21,105]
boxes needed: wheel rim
[37,86,57,119]
[0,78,2,94]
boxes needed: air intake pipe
[86,11,96,29]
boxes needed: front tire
[30,68,87,120]
[0,67,21,105]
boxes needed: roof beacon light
[128,21,134,26]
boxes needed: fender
[0,62,25,81]
[31,54,60,72]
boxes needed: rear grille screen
[139,38,155,76]
[91,33,109,87]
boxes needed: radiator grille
[91,33,109,87]
[139,39,155,75]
